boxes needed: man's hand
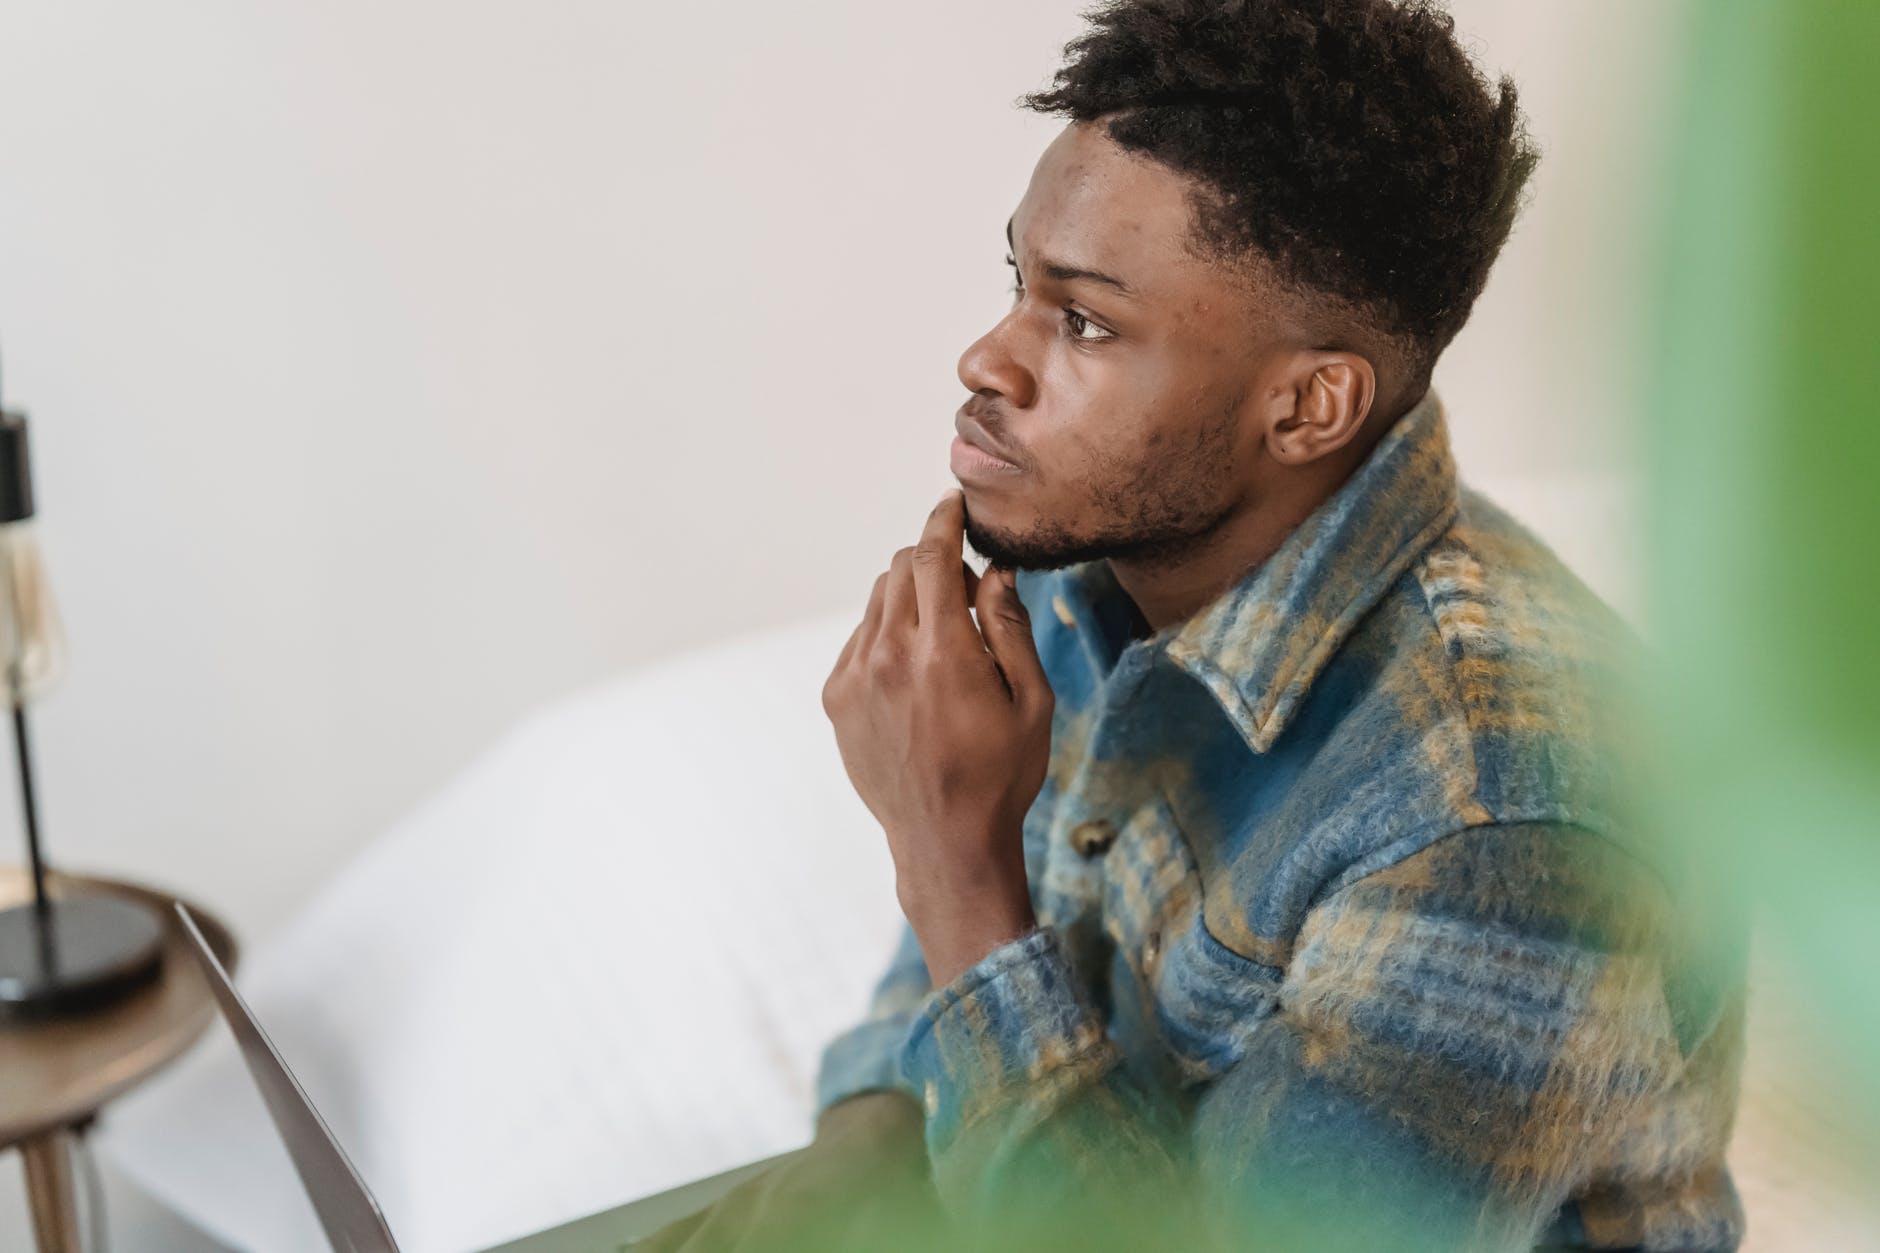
[634,1092,938,1253]
[822,490,1054,987]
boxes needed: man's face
[954,122,1290,571]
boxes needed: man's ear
[1266,355,1376,467]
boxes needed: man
[646,1,1745,1250]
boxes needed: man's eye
[1065,310,1112,341]
[1004,253,1024,294]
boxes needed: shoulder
[1197,488,1649,960]
[1402,485,1643,831]
[1320,483,1644,840]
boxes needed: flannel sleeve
[897,822,1706,1252]
[814,920,935,1114]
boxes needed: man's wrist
[907,898,1038,989]
[892,827,1036,987]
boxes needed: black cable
[14,698,50,914]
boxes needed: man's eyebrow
[1005,215,1138,299]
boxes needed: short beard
[963,396,1243,573]
[964,499,1236,572]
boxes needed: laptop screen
[175,903,402,1253]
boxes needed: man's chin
[963,512,1103,574]
[964,498,1237,573]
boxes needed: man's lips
[952,412,1023,477]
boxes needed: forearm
[898,928,1184,1216]
[894,826,1682,1249]
[813,922,933,1115]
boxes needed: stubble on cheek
[964,385,1247,570]
[1101,391,1244,536]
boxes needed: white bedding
[102,611,905,1253]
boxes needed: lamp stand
[0,702,162,1020]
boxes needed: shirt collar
[1051,387,1459,755]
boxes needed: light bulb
[0,518,67,706]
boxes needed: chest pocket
[1101,794,1282,1086]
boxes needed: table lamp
[0,354,164,1019]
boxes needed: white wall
[0,0,1677,949]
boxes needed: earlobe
[1267,355,1376,466]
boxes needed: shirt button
[923,1080,939,1118]
[1143,928,1163,971]
[1051,595,1077,627]
[1068,819,1118,859]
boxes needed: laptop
[174,902,793,1253]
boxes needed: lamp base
[0,894,165,1020]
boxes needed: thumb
[975,568,1049,699]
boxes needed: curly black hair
[1025,0,1538,386]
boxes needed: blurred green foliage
[1647,0,1880,1139]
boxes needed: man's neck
[1106,387,1426,636]
[1108,453,1370,636]
[1106,503,1301,637]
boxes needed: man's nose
[957,313,1038,410]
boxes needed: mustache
[957,395,1029,470]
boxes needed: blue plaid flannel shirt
[816,390,1746,1252]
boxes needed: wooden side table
[0,866,236,1253]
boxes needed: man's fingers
[849,570,890,665]
[974,567,1050,701]
[832,617,865,681]
[882,547,917,634]
[911,490,973,637]
[836,559,975,677]
[834,579,877,672]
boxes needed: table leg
[20,1126,82,1253]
